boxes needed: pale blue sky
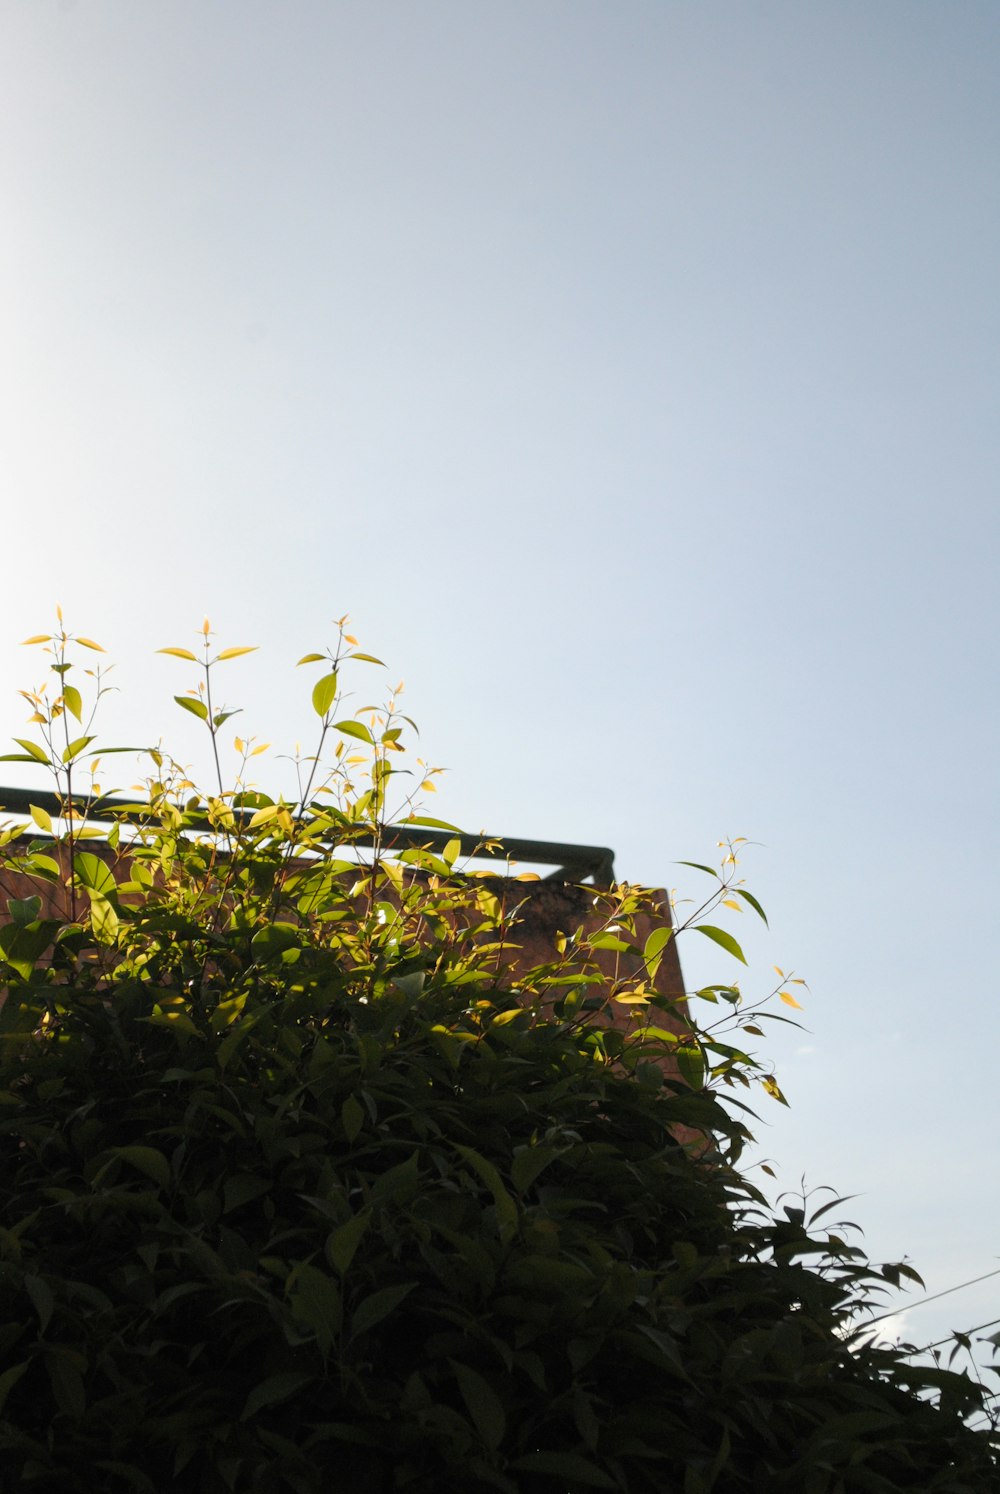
[2,2,998,1373]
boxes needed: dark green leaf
[350,1282,416,1339]
[451,1361,506,1450]
[241,1371,314,1422]
[510,1452,616,1487]
[736,888,768,925]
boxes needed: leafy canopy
[0,616,994,1493]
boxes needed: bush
[0,619,995,1491]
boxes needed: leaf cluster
[0,622,994,1491]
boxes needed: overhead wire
[849,1265,1000,1333]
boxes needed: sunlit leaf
[312,673,339,717]
[62,684,83,722]
[216,646,257,661]
[158,647,199,661]
[779,990,804,1010]
[29,804,52,834]
[62,735,95,763]
[335,720,374,744]
[296,653,326,665]
[692,924,747,964]
[349,653,385,666]
[761,1074,789,1105]
[174,696,209,721]
[21,634,51,646]
[12,738,51,765]
[76,637,105,652]
[403,814,464,832]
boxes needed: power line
[912,1316,1000,1358]
[849,1265,1000,1334]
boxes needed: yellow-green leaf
[158,647,199,661]
[174,696,209,722]
[312,673,339,717]
[62,684,83,723]
[216,646,257,662]
[296,652,326,666]
[335,720,373,744]
[21,635,51,646]
[248,804,279,828]
[12,738,51,765]
[29,804,52,834]
[62,735,95,763]
[76,637,105,652]
[693,924,747,965]
[779,990,804,1010]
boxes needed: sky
[1,0,998,1389]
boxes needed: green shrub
[0,619,995,1492]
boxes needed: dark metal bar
[0,786,616,886]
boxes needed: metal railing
[0,786,615,886]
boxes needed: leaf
[90,896,119,943]
[341,1093,365,1143]
[296,653,327,665]
[7,896,41,926]
[216,646,257,661]
[451,1361,506,1450]
[0,1361,28,1414]
[109,1145,172,1189]
[779,990,804,1010]
[76,637,105,652]
[158,647,199,661]
[325,1210,371,1275]
[643,926,673,980]
[248,804,279,828]
[510,1146,559,1194]
[21,634,52,645]
[12,738,51,765]
[676,861,720,878]
[453,1144,518,1244]
[73,852,116,897]
[692,924,747,964]
[761,1074,789,1106]
[241,1371,314,1421]
[62,735,95,763]
[45,1350,86,1419]
[402,815,464,832]
[676,1044,706,1090]
[348,653,385,666]
[335,720,374,744]
[29,804,53,834]
[62,684,83,722]
[350,1282,416,1339]
[736,888,768,925]
[25,1273,55,1333]
[174,696,209,721]
[510,1452,616,1488]
[289,1264,341,1355]
[312,673,339,717]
